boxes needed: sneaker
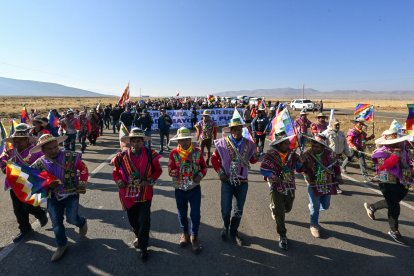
[310,226,320,238]
[388,230,405,244]
[79,221,88,237]
[51,245,68,262]
[220,228,228,241]
[363,202,375,220]
[269,204,275,220]
[278,236,288,250]
[179,233,190,247]
[12,229,33,243]
[191,235,202,254]
[336,186,343,194]
[231,233,244,246]
[133,238,139,248]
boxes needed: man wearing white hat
[195,110,217,166]
[260,130,302,250]
[322,119,352,193]
[30,134,89,261]
[168,127,207,254]
[211,117,258,245]
[341,118,375,182]
[0,124,48,243]
[112,128,162,261]
[300,134,343,238]
[363,130,411,244]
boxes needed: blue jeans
[221,181,248,235]
[47,194,86,247]
[175,185,201,236]
[144,130,152,149]
[307,185,331,226]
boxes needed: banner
[137,108,243,130]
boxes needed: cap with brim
[351,118,367,125]
[3,123,36,143]
[32,116,48,127]
[170,127,194,141]
[270,130,295,146]
[120,127,151,143]
[375,135,409,145]
[30,134,67,154]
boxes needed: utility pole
[302,84,305,99]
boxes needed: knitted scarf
[177,144,193,161]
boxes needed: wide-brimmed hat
[330,118,340,125]
[270,130,295,146]
[381,129,398,136]
[66,109,75,115]
[228,117,244,128]
[375,134,409,145]
[170,127,194,141]
[120,127,151,143]
[32,116,48,127]
[3,123,36,143]
[299,110,308,115]
[30,134,67,154]
[316,112,327,118]
[307,133,331,149]
[351,117,367,126]
[202,110,211,116]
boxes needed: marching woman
[364,130,412,243]
[168,127,207,254]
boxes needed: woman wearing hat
[31,116,50,137]
[341,118,375,182]
[0,124,48,243]
[363,131,411,243]
[168,127,207,254]
[195,110,217,166]
[260,130,302,250]
[211,117,257,245]
[112,128,162,261]
[299,134,343,238]
[311,113,329,136]
[30,134,89,261]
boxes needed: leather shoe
[13,229,33,243]
[133,238,139,248]
[220,228,228,241]
[51,245,68,262]
[191,235,202,254]
[140,248,149,262]
[79,221,88,237]
[39,215,48,227]
[179,233,190,247]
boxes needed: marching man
[196,110,217,166]
[168,127,207,254]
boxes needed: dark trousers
[341,150,368,176]
[160,131,170,151]
[221,181,248,235]
[126,201,152,250]
[78,130,88,152]
[270,190,295,237]
[64,133,77,151]
[371,183,408,231]
[255,134,266,153]
[104,118,110,129]
[175,185,201,236]
[10,190,47,232]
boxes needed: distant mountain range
[216,88,414,100]
[0,76,111,97]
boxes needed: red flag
[118,83,130,107]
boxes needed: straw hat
[32,116,48,127]
[316,112,327,118]
[3,123,36,143]
[120,127,151,143]
[269,130,294,146]
[375,134,409,145]
[30,134,68,154]
[330,118,340,125]
[202,110,211,116]
[307,133,331,149]
[299,110,308,115]
[381,129,397,136]
[351,118,367,126]
[170,127,194,141]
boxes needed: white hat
[120,127,151,143]
[30,134,67,154]
[375,135,409,145]
[170,127,194,141]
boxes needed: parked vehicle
[289,99,315,111]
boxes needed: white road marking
[341,173,414,211]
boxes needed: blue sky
[0,0,413,97]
